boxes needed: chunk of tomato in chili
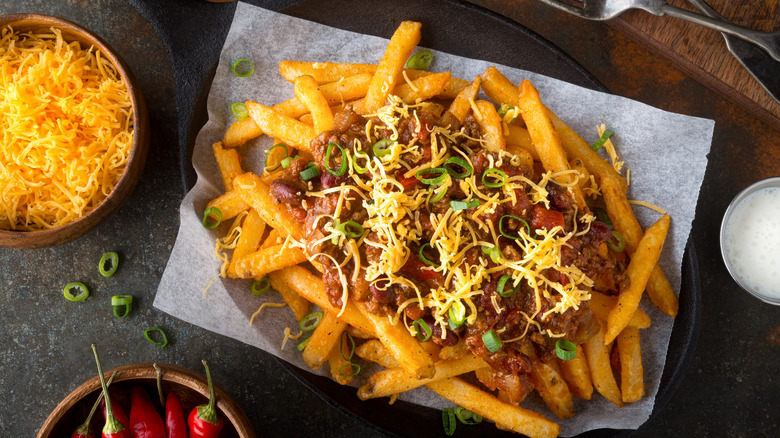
[396,171,419,192]
[531,204,565,232]
[400,256,442,282]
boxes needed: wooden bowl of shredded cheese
[0,14,149,248]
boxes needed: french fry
[582,321,623,407]
[259,228,282,250]
[346,324,374,339]
[505,124,539,160]
[438,76,470,99]
[440,76,481,124]
[360,21,421,114]
[280,61,378,83]
[267,271,309,321]
[245,101,315,151]
[558,345,593,400]
[617,326,644,403]
[232,172,304,239]
[604,214,670,345]
[206,190,249,222]
[223,116,263,149]
[394,71,451,104]
[212,142,243,191]
[227,209,266,278]
[438,339,469,360]
[233,243,308,279]
[589,291,651,329]
[524,346,574,419]
[355,339,401,369]
[302,311,347,371]
[474,100,506,152]
[329,342,358,385]
[357,354,488,400]
[294,75,334,134]
[426,377,561,438]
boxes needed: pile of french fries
[205,20,678,437]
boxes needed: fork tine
[537,0,587,16]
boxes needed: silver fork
[537,0,780,62]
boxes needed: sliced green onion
[448,301,466,329]
[336,220,365,239]
[591,129,614,152]
[482,329,502,352]
[482,168,507,188]
[338,363,361,377]
[231,58,254,77]
[607,230,626,253]
[406,49,434,70]
[98,251,119,277]
[202,206,222,229]
[230,102,248,120]
[443,156,473,179]
[299,311,324,332]
[418,243,438,266]
[497,104,516,119]
[428,184,447,203]
[299,163,321,181]
[265,143,289,172]
[251,277,270,296]
[455,406,483,424]
[594,207,613,229]
[325,142,347,176]
[450,199,479,211]
[63,282,89,302]
[352,150,370,174]
[413,318,432,342]
[481,245,501,264]
[297,337,310,352]
[442,408,457,436]
[499,214,530,240]
[372,139,394,160]
[415,167,448,185]
[144,327,168,348]
[340,332,356,361]
[555,339,577,361]
[496,275,518,298]
[111,295,133,318]
[280,156,294,169]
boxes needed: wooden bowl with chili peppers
[37,363,256,438]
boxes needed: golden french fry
[233,243,308,279]
[582,321,623,407]
[329,341,358,385]
[426,377,561,438]
[357,354,488,400]
[438,76,470,99]
[232,172,304,239]
[346,325,374,339]
[267,271,309,321]
[589,291,652,329]
[279,61,378,83]
[394,71,451,104]
[439,76,480,125]
[294,75,334,134]
[605,214,670,345]
[245,101,315,151]
[355,339,400,369]
[525,347,574,419]
[206,190,249,222]
[505,124,539,160]
[223,117,263,148]
[360,21,421,114]
[617,326,644,403]
[212,141,243,190]
[473,100,506,152]
[480,66,521,109]
[558,345,593,400]
[438,339,469,360]
[227,209,266,278]
[302,311,347,371]
[259,228,282,250]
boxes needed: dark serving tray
[127,0,701,435]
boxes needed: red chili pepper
[187,361,224,438]
[91,345,131,438]
[129,386,165,438]
[71,371,118,438]
[165,392,188,438]
[100,394,129,432]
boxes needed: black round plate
[128,0,701,435]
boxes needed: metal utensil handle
[662,4,780,62]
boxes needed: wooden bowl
[37,363,256,438]
[0,14,150,249]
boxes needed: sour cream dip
[720,177,780,305]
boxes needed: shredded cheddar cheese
[0,26,133,231]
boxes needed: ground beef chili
[266,101,628,396]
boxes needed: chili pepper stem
[91,345,125,434]
[73,371,117,436]
[153,363,165,407]
[197,360,219,424]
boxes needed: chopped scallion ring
[335,220,364,239]
[352,150,370,174]
[230,102,248,120]
[297,337,310,352]
[340,332,356,361]
[555,339,577,360]
[299,311,324,332]
[496,275,519,298]
[251,277,270,296]
[448,301,466,329]
[299,163,321,181]
[499,214,530,240]
[280,156,293,169]
[111,295,133,318]
[482,329,502,352]
[202,207,222,229]
[443,156,473,179]
[428,184,447,203]
[481,245,501,264]
[99,251,119,277]
[265,143,289,172]
[594,207,613,229]
[63,282,89,302]
[591,128,614,152]
[454,406,482,424]
[231,58,254,77]
[482,168,507,188]
[325,142,348,176]
[338,363,361,377]
[607,230,626,253]
[442,408,457,436]
[418,243,438,266]
[497,104,517,122]
[406,49,434,70]
[415,167,448,185]
[144,327,168,348]
[372,139,394,159]
[413,318,432,342]
[450,199,479,211]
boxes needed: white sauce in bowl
[722,186,780,301]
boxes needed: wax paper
[155,2,713,435]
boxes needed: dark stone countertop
[0,0,778,437]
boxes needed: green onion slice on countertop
[99,251,119,277]
[111,295,133,318]
[63,282,89,302]
[144,327,168,348]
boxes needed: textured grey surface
[0,1,380,436]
